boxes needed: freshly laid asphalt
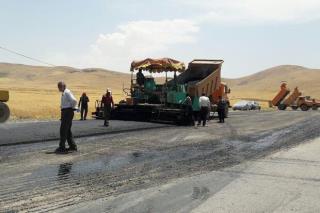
[0,119,171,146]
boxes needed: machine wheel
[300,104,310,111]
[0,102,10,123]
[277,104,287,110]
[291,106,298,110]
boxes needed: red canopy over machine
[130,57,185,73]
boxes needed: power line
[0,45,56,67]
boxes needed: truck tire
[300,104,310,111]
[278,104,287,110]
[0,102,10,123]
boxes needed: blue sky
[1,0,320,78]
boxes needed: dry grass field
[1,63,320,120]
[0,63,130,120]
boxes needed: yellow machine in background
[0,90,10,122]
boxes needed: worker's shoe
[67,146,78,152]
[55,147,68,154]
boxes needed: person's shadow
[57,162,73,181]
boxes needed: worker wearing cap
[198,93,210,127]
[78,92,89,120]
[56,81,78,153]
[101,89,114,126]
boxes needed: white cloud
[85,19,199,71]
[57,0,320,72]
[180,0,320,25]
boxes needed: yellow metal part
[0,90,9,102]
[283,87,302,106]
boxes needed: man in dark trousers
[217,96,227,123]
[78,92,89,120]
[101,89,114,126]
[198,93,210,127]
[56,81,78,153]
[183,94,195,126]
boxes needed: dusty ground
[0,110,320,212]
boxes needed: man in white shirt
[56,81,78,153]
[198,93,210,126]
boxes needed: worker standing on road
[56,81,78,153]
[198,93,210,127]
[101,89,114,127]
[183,94,195,126]
[217,96,226,123]
[78,92,89,120]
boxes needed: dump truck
[271,83,290,110]
[282,87,302,110]
[273,84,302,110]
[271,83,319,111]
[92,58,230,124]
[0,90,10,122]
[296,96,320,111]
[176,59,230,117]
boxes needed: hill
[0,63,130,91]
[1,63,320,119]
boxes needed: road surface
[1,110,320,212]
[0,120,170,146]
[68,137,320,213]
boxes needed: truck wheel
[0,102,10,123]
[291,106,298,110]
[300,104,310,111]
[278,104,287,110]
